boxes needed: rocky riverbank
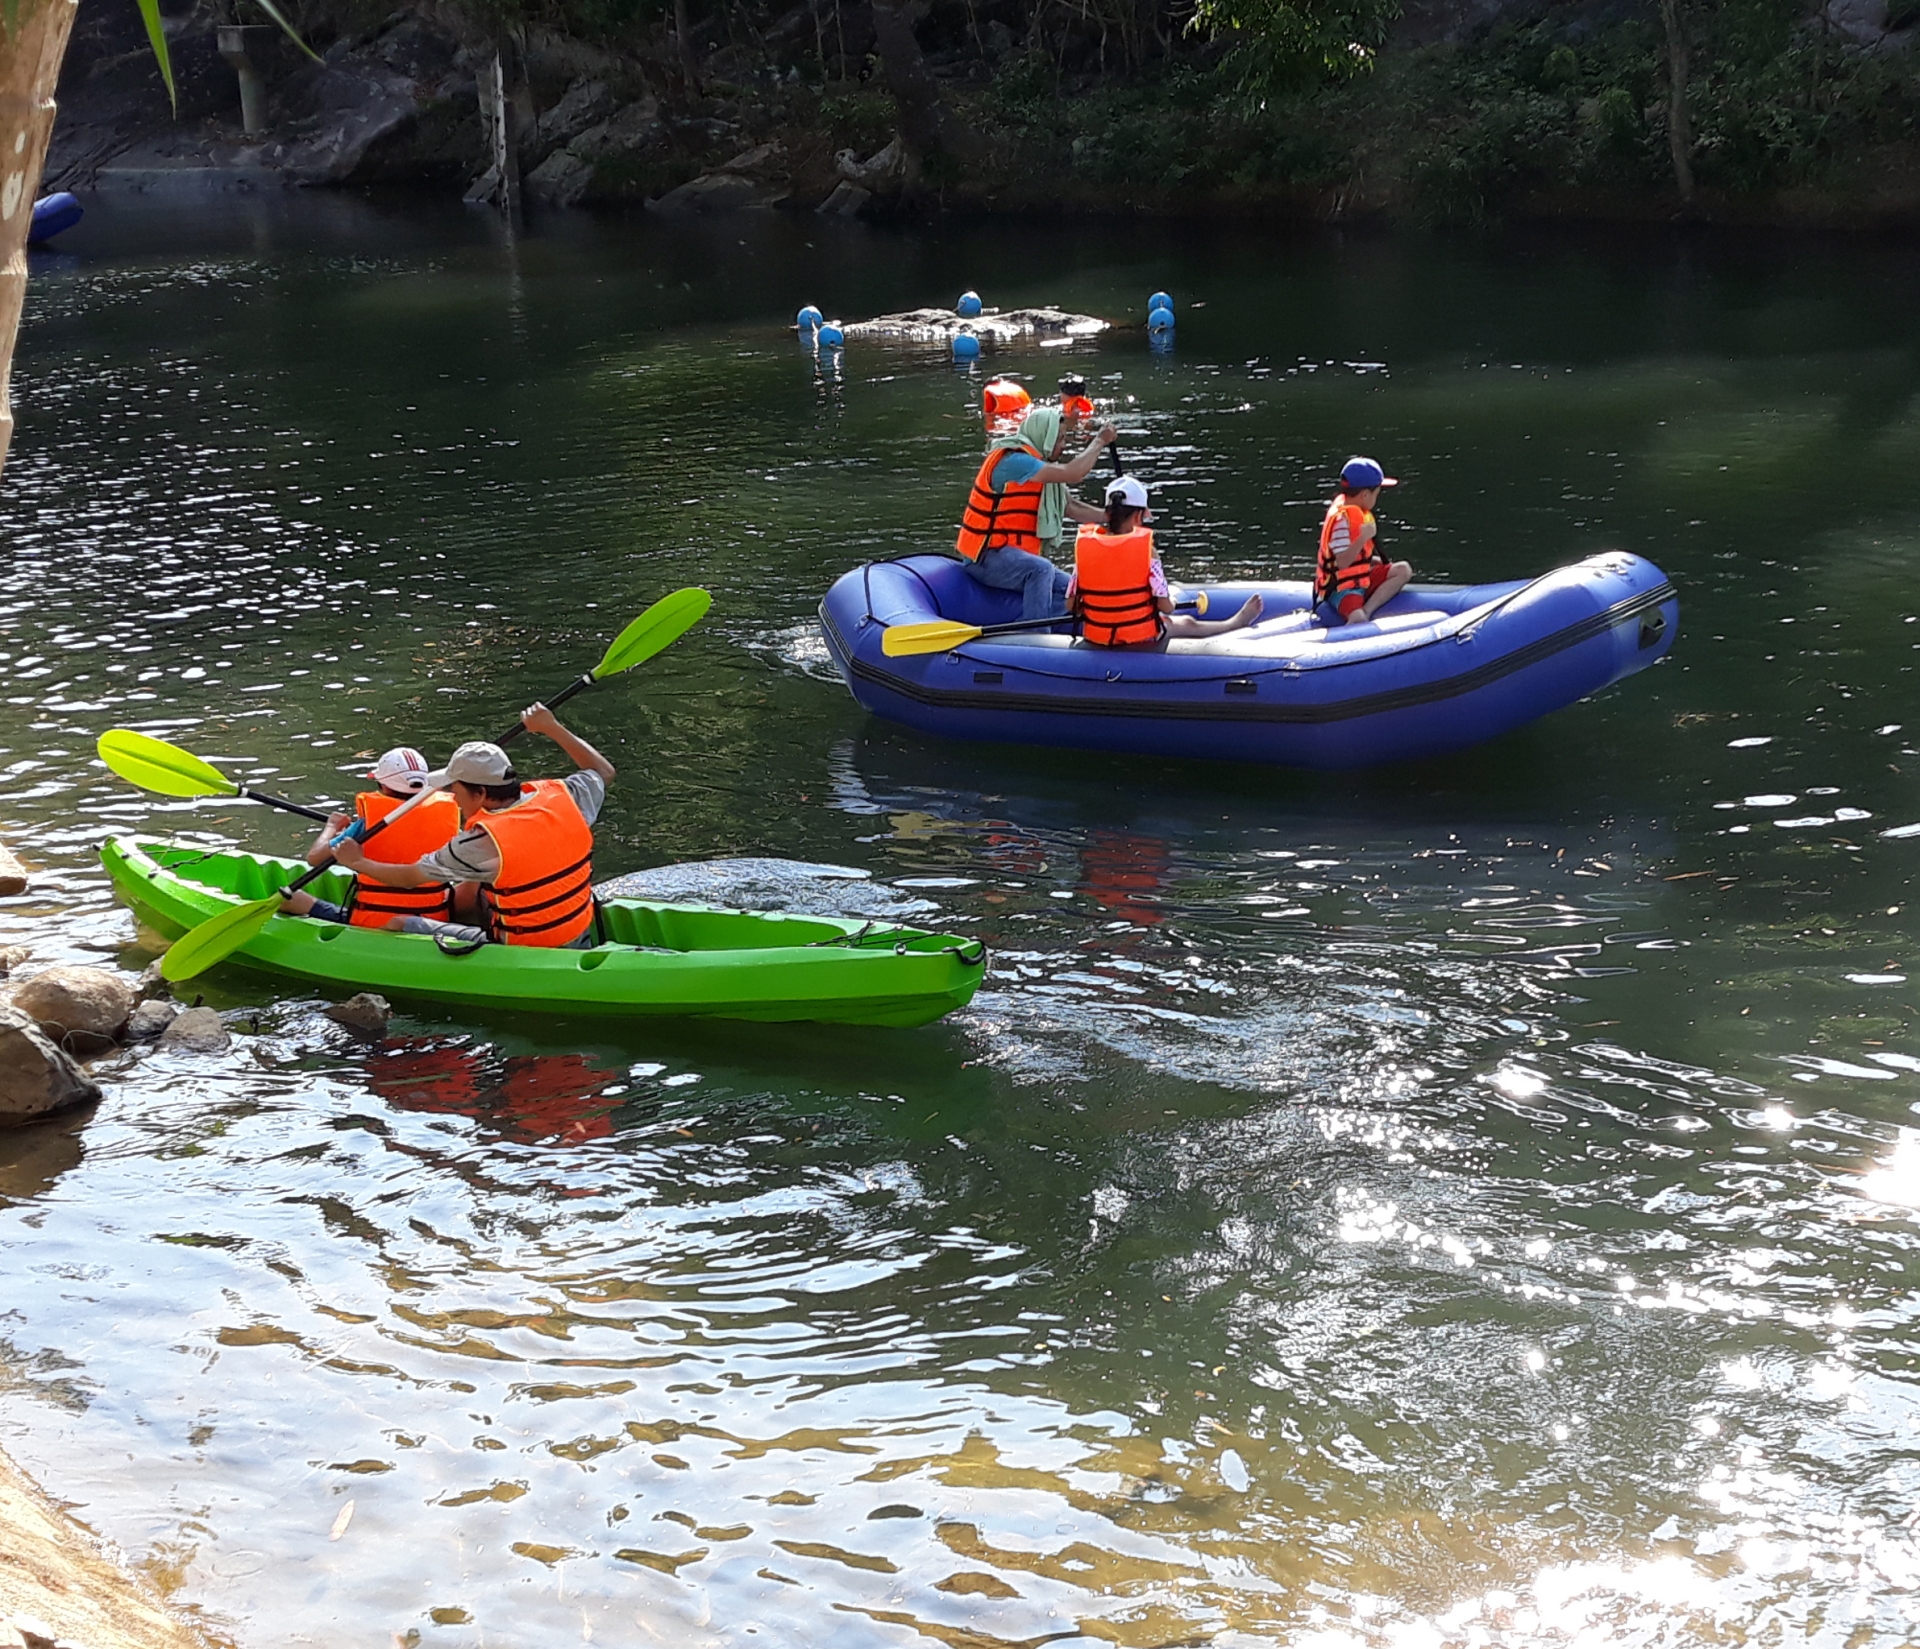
[0,1448,213,1649]
[40,0,1920,229]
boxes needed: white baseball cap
[368,746,431,792]
[1104,474,1152,518]
[422,741,518,790]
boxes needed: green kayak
[101,836,986,1028]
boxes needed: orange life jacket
[956,446,1046,561]
[1060,393,1095,424]
[1315,496,1377,607]
[344,790,460,929]
[469,779,596,948]
[982,378,1031,430]
[1073,524,1163,647]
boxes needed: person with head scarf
[953,404,1117,621]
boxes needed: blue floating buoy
[952,331,981,361]
[957,291,983,319]
[797,304,824,331]
[1148,305,1176,332]
[1148,290,1173,314]
[818,324,845,348]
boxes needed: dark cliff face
[39,0,1920,226]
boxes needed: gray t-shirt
[415,771,605,885]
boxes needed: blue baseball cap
[1340,456,1398,490]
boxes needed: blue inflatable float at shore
[819,553,1676,769]
[28,193,82,245]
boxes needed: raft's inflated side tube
[28,192,82,245]
[819,553,1677,770]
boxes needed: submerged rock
[158,1007,230,1055]
[842,306,1110,344]
[0,1008,101,1124]
[9,966,134,1055]
[597,857,937,920]
[124,999,180,1042]
[324,993,392,1037]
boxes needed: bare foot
[1225,594,1263,632]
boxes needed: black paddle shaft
[276,670,602,900]
[488,671,594,745]
[236,785,335,824]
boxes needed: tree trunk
[1657,0,1694,206]
[0,0,81,481]
[870,0,986,171]
[674,0,702,93]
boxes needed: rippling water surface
[6,197,1920,1647]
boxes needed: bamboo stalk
[0,0,81,481]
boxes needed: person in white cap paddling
[1067,475,1263,647]
[290,746,463,929]
[288,705,615,949]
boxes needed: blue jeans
[964,545,1071,622]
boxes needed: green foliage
[1191,0,1402,93]
[819,88,897,152]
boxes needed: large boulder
[525,147,595,208]
[0,1008,101,1124]
[649,170,788,215]
[9,966,134,1054]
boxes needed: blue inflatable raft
[28,192,82,245]
[819,553,1677,769]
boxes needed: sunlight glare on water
[2,197,1920,1645]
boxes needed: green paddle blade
[159,894,279,984]
[592,588,712,679]
[98,729,239,800]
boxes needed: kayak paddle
[97,729,337,823]
[159,587,712,984]
[881,591,1208,657]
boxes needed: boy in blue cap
[1315,456,1411,624]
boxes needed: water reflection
[4,201,1920,1646]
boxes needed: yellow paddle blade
[97,729,239,800]
[593,588,712,678]
[881,619,984,658]
[160,895,279,984]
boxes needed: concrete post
[216,24,274,136]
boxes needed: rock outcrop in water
[843,307,1110,344]
[0,1008,100,1125]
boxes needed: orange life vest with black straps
[343,790,461,929]
[1315,496,1377,607]
[956,446,1046,561]
[1073,524,1163,648]
[469,779,596,948]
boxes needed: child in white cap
[1067,475,1263,646]
[291,746,464,928]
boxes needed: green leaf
[133,0,177,113]
[249,0,322,62]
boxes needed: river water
[3,196,1920,1647]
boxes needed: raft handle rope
[924,571,1661,688]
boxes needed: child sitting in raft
[1315,456,1412,625]
[287,746,463,929]
[1067,476,1263,647]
